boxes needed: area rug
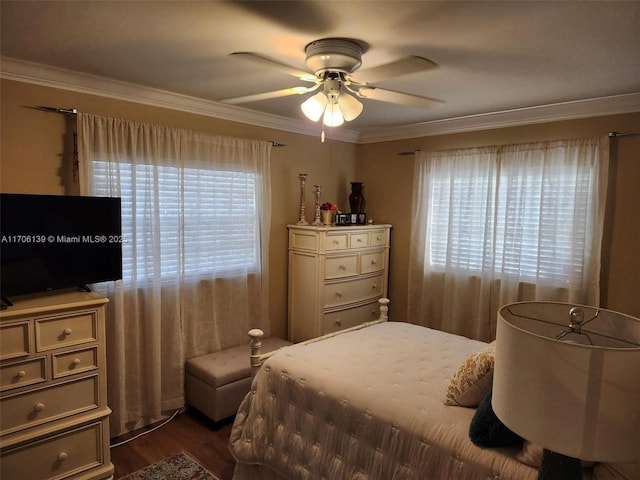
[118,452,221,480]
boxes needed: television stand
[0,290,114,479]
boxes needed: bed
[228,299,614,480]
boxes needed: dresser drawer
[323,301,382,334]
[0,358,46,392]
[1,421,105,480]
[0,322,30,360]
[1,375,99,435]
[324,275,384,308]
[370,230,387,246]
[53,347,98,379]
[289,229,318,251]
[35,310,98,352]
[324,233,349,251]
[350,232,369,248]
[325,255,358,279]
[361,251,385,274]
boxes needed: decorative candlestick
[297,173,309,225]
[313,184,322,226]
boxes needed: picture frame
[335,212,367,226]
[335,213,350,225]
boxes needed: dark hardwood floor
[109,409,236,479]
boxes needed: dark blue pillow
[469,390,523,447]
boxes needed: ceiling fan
[221,38,443,127]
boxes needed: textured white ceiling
[2,0,639,136]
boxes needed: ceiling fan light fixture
[323,101,344,127]
[301,92,328,122]
[337,93,363,121]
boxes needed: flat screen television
[1,193,123,303]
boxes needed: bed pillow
[469,390,523,447]
[445,341,495,407]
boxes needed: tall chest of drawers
[0,291,113,480]
[288,224,391,342]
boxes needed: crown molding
[358,93,640,143]
[2,57,638,145]
[0,57,360,143]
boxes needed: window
[428,165,591,286]
[79,113,272,434]
[417,137,605,293]
[409,137,606,340]
[92,161,259,283]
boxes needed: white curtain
[408,136,608,342]
[77,113,272,436]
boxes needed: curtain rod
[398,149,421,156]
[32,106,286,146]
[400,132,639,154]
[609,131,639,138]
[34,105,78,114]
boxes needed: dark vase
[349,182,365,213]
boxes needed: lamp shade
[337,93,363,121]
[493,302,640,462]
[301,92,328,122]
[322,101,344,127]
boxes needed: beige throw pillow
[444,341,495,407]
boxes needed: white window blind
[92,161,258,282]
[425,141,597,290]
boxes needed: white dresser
[287,224,391,342]
[0,291,113,480]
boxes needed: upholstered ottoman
[185,336,291,422]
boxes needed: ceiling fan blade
[350,56,437,84]
[220,85,319,105]
[230,52,317,82]
[357,86,444,109]
[229,1,335,34]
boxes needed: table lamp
[492,302,640,480]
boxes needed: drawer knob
[335,319,343,327]
[357,238,363,243]
[372,284,378,290]
[34,402,45,412]
[63,328,73,336]
[17,370,26,378]
[57,452,69,462]
[371,260,377,265]
[339,264,347,270]
[72,358,81,366]
[335,291,343,297]
[333,240,339,245]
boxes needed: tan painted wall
[357,113,640,319]
[2,79,639,333]
[0,80,357,339]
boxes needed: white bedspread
[229,322,538,480]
